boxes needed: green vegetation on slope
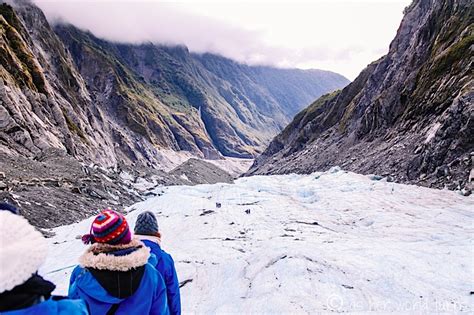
[0,4,46,94]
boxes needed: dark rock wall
[249,0,473,191]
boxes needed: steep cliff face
[54,25,222,161]
[0,2,95,159]
[249,0,473,191]
[0,1,185,167]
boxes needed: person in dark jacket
[134,211,181,315]
[69,209,169,315]
[0,203,88,315]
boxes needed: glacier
[40,169,473,313]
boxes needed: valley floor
[40,168,473,313]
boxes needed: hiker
[134,211,181,315]
[0,203,88,315]
[69,209,169,315]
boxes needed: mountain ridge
[0,0,349,166]
[248,0,473,192]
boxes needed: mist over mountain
[32,0,411,80]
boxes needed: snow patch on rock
[424,122,442,144]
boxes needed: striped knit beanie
[82,209,132,245]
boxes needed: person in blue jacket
[0,203,87,315]
[69,209,169,315]
[134,211,181,315]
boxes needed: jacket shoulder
[55,298,89,315]
[161,250,174,263]
[160,251,176,272]
[143,263,166,287]
[142,239,161,253]
[70,265,86,280]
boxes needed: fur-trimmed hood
[79,238,150,272]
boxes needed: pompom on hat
[82,209,132,245]
[0,205,48,294]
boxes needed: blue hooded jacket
[0,298,88,315]
[69,240,169,315]
[140,238,181,315]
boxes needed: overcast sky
[33,0,412,80]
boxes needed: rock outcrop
[248,0,473,191]
[169,158,235,185]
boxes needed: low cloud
[32,0,411,80]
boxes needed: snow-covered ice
[40,169,473,313]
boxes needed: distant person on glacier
[0,203,88,315]
[69,209,169,315]
[134,211,181,315]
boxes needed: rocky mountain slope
[249,0,473,192]
[0,0,348,227]
[0,0,349,167]
[1,1,157,167]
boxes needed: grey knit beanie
[134,211,159,236]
